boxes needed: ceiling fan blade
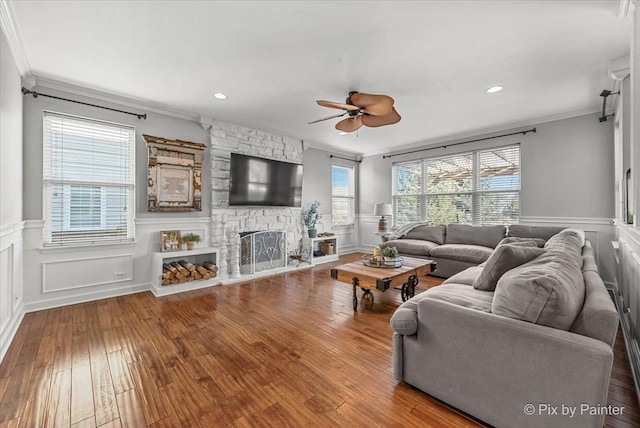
[335,115,363,132]
[361,108,401,128]
[350,92,394,116]
[308,112,347,124]
[317,100,360,111]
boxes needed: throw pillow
[497,236,545,248]
[473,244,546,291]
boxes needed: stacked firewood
[161,261,218,285]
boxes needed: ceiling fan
[309,91,401,133]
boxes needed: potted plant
[381,246,399,261]
[182,233,201,250]
[302,200,322,238]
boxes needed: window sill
[39,240,138,254]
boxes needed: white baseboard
[0,303,24,364]
[23,283,150,313]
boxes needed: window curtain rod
[21,87,147,120]
[382,128,536,159]
[330,154,362,164]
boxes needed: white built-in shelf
[151,246,220,297]
[309,236,339,265]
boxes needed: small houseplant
[182,233,201,250]
[381,246,399,261]
[303,201,322,238]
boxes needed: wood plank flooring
[0,253,637,427]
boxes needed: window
[332,165,355,226]
[393,145,520,226]
[43,111,135,246]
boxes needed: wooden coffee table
[330,257,436,310]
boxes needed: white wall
[20,83,213,311]
[359,112,616,282]
[302,147,359,252]
[0,29,25,361]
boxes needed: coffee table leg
[401,274,419,302]
[352,277,359,311]
[361,288,374,307]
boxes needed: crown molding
[32,75,201,122]
[618,0,637,19]
[0,0,30,76]
[361,106,600,158]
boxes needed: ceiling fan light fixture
[338,131,348,135]
[213,92,228,100]
[486,86,504,94]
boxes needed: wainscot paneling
[613,223,640,402]
[0,222,24,363]
[42,254,133,293]
[358,214,386,249]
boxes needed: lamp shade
[373,203,393,216]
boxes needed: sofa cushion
[445,224,506,248]
[443,266,483,286]
[381,239,439,256]
[507,224,566,242]
[545,228,585,251]
[473,245,546,291]
[430,244,494,264]
[492,249,585,330]
[423,283,494,312]
[402,225,446,245]
[497,236,545,248]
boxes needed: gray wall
[0,30,23,226]
[360,112,615,219]
[22,87,210,221]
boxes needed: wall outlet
[113,271,126,280]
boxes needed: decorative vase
[186,241,195,250]
[308,229,317,238]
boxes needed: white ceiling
[9,1,631,155]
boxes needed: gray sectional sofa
[382,223,566,278]
[390,228,618,428]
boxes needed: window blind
[43,111,135,246]
[392,144,520,226]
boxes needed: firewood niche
[144,134,206,212]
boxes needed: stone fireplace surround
[208,120,304,270]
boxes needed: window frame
[331,164,356,227]
[42,110,136,247]
[392,144,520,227]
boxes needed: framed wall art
[145,134,206,212]
[161,230,182,252]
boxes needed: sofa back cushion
[507,225,566,242]
[492,224,588,332]
[473,245,546,291]
[445,224,506,248]
[497,236,545,248]
[402,225,446,245]
[492,250,585,330]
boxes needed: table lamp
[373,203,393,233]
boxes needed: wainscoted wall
[357,216,615,284]
[209,120,304,254]
[613,223,640,397]
[0,223,24,362]
[21,217,211,312]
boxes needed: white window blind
[393,144,520,226]
[43,111,135,246]
[332,165,355,226]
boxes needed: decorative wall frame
[144,134,206,212]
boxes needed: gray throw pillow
[473,244,546,291]
[497,236,545,248]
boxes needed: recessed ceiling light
[486,86,504,94]
[213,92,227,100]
[338,131,348,136]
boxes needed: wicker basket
[319,241,334,255]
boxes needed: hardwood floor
[0,253,637,427]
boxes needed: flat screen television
[229,153,303,207]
